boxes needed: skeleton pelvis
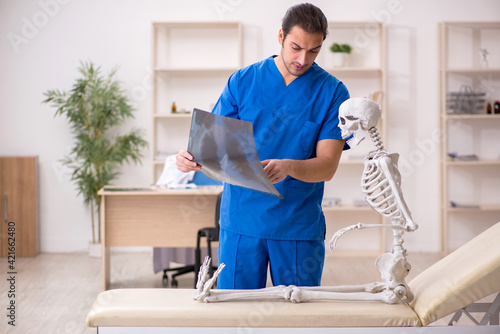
[375,252,411,289]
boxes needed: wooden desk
[99,186,223,290]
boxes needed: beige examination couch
[86,222,500,333]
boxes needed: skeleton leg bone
[290,288,400,304]
[193,260,293,303]
[202,284,391,303]
[290,282,387,294]
[193,252,410,304]
[203,285,294,303]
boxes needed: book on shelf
[447,152,478,161]
[450,201,480,209]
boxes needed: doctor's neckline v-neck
[270,55,313,88]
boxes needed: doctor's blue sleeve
[317,81,350,142]
[211,71,240,120]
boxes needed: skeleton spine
[368,127,384,151]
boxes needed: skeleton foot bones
[193,98,417,305]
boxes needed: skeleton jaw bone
[345,126,366,148]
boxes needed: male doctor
[176,3,349,289]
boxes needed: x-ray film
[187,109,283,199]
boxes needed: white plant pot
[89,242,102,258]
[332,53,350,68]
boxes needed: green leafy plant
[329,43,352,54]
[43,61,148,244]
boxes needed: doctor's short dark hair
[282,3,328,41]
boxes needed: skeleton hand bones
[192,256,225,302]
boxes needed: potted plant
[329,43,352,67]
[43,61,148,257]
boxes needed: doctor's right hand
[176,150,202,173]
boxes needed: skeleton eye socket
[340,117,346,125]
[345,115,359,121]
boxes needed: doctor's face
[279,25,323,77]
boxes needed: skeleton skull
[339,97,382,148]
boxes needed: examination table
[86,222,500,333]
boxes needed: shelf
[322,205,373,212]
[441,21,500,28]
[325,249,381,258]
[152,21,241,28]
[339,159,365,165]
[447,204,500,212]
[154,113,193,119]
[328,21,383,27]
[445,159,500,166]
[444,114,500,120]
[441,68,500,74]
[155,67,239,74]
[326,67,382,74]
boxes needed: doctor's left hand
[262,159,289,184]
[176,150,202,173]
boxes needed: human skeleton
[193,97,418,304]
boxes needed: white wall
[1,0,499,253]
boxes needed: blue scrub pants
[217,228,325,289]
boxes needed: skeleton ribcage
[361,159,403,220]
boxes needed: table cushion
[86,288,421,328]
[409,222,500,326]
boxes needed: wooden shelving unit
[438,21,500,253]
[151,22,243,181]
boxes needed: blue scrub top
[212,56,349,241]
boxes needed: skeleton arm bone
[378,156,418,231]
[329,223,406,251]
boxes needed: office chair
[162,191,222,288]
